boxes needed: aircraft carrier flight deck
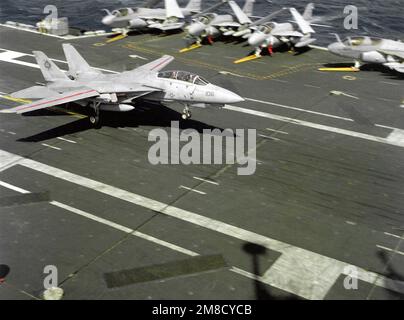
[0,22,403,300]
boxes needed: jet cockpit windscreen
[158,71,209,85]
[343,37,383,46]
[112,8,130,17]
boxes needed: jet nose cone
[327,42,343,53]
[248,32,266,47]
[102,15,115,26]
[223,89,244,104]
[186,22,205,37]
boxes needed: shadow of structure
[377,250,404,300]
[243,242,300,300]
[0,264,10,283]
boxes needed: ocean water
[0,0,403,46]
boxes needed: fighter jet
[102,0,201,32]
[184,0,255,46]
[235,3,317,58]
[328,35,404,73]
[1,44,244,125]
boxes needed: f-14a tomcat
[1,44,244,125]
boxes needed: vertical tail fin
[185,0,202,13]
[33,51,69,82]
[165,0,184,18]
[303,3,314,21]
[62,43,101,79]
[242,0,255,16]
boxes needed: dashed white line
[270,79,288,83]
[41,143,62,151]
[224,104,404,148]
[244,97,354,122]
[304,84,321,89]
[193,176,219,185]
[384,232,404,240]
[266,128,288,135]
[380,81,400,86]
[0,180,30,194]
[179,185,206,195]
[0,179,199,257]
[376,245,404,256]
[56,137,76,144]
[7,131,16,135]
[258,134,281,141]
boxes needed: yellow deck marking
[234,55,261,64]
[106,33,128,43]
[318,67,360,72]
[179,43,202,53]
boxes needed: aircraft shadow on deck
[18,103,227,143]
[243,243,300,300]
[377,250,404,299]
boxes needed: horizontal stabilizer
[1,88,99,114]
[11,86,57,99]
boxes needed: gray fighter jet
[235,3,317,57]
[102,0,201,32]
[184,0,254,45]
[1,44,244,125]
[328,35,404,72]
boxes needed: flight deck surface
[0,25,403,300]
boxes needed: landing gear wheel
[89,101,101,127]
[181,105,191,120]
[89,115,97,124]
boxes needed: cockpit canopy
[343,36,382,47]
[112,8,135,17]
[158,71,209,86]
[258,22,275,34]
[196,14,215,25]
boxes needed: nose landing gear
[181,105,192,120]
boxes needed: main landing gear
[181,105,192,120]
[89,101,101,126]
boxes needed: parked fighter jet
[327,35,404,73]
[1,44,244,124]
[234,3,317,60]
[183,0,254,46]
[102,0,201,32]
